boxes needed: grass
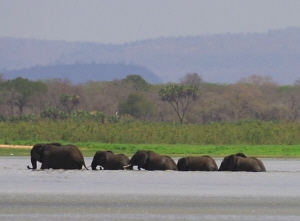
[1,120,300,157]
[1,141,300,158]
[1,120,300,145]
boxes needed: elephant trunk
[219,160,229,171]
[28,157,37,169]
[91,161,98,170]
[218,165,225,171]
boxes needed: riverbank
[1,143,300,158]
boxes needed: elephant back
[130,150,177,171]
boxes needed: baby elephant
[177,155,218,171]
[91,151,130,170]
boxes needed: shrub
[40,107,68,120]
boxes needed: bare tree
[294,78,300,86]
[224,84,263,120]
[238,74,278,86]
[288,89,300,121]
[180,73,204,88]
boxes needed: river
[0,157,300,220]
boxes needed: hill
[3,63,161,84]
[1,27,300,84]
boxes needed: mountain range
[1,27,300,84]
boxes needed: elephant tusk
[123,164,132,169]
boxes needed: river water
[0,156,300,220]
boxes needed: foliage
[120,114,135,123]
[8,114,36,123]
[158,84,200,124]
[71,110,106,123]
[59,93,80,114]
[40,107,68,120]
[124,75,150,91]
[0,77,47,114]
[0,115,6,122]
[1,120,300,146]
[107,115,121,123]
[3,75,300,124]
[118,92,158,120]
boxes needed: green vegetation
[1,75,300,158]
[124,74,150,91]
[118,92,158,120]
[158,84,200,124]
[0,77,47,114]
[59,93,80,115]
[1,119,300,145]
[2,74,300,125]
[1,119,300,157]
[2,143,300,158]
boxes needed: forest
[1,73,300,124]
[1,73,300,147]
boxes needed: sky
[1,0,300,44]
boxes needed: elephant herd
[27,143,266,172]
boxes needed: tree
[224,83,263,120]
[124,75,150,91]
[294,78,300,86]
[238,74,278,86]
[118,92,157,120]
[180,73,203,88]
[1,77,47,115]
[0,74,4,83]
[158,84,200,124]
[59,94,80,115]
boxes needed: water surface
[1,157,300,220]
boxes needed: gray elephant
[27,143,88,170]
[219,153,266,172]
[177,155,218,171]
[126,150,178,171]
[91,151,130,170]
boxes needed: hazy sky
[1,0,300,44]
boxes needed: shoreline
[0,145,32,149]
[1,144,300,158]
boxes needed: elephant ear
[177,157,189,171]
[99,152,107,166]
[138,152,148,169]
[106,150,114,154]
[31,144,45,162]
[236,153,246,158]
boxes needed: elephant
[27,143,88,170]
[125,150,178,171]
[219,153,266,172]
[91,151,130,170]
[177,155,218,171]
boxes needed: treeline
[1,73,300,124]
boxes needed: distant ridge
[2,27,300,84]
[3,63,161,84]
